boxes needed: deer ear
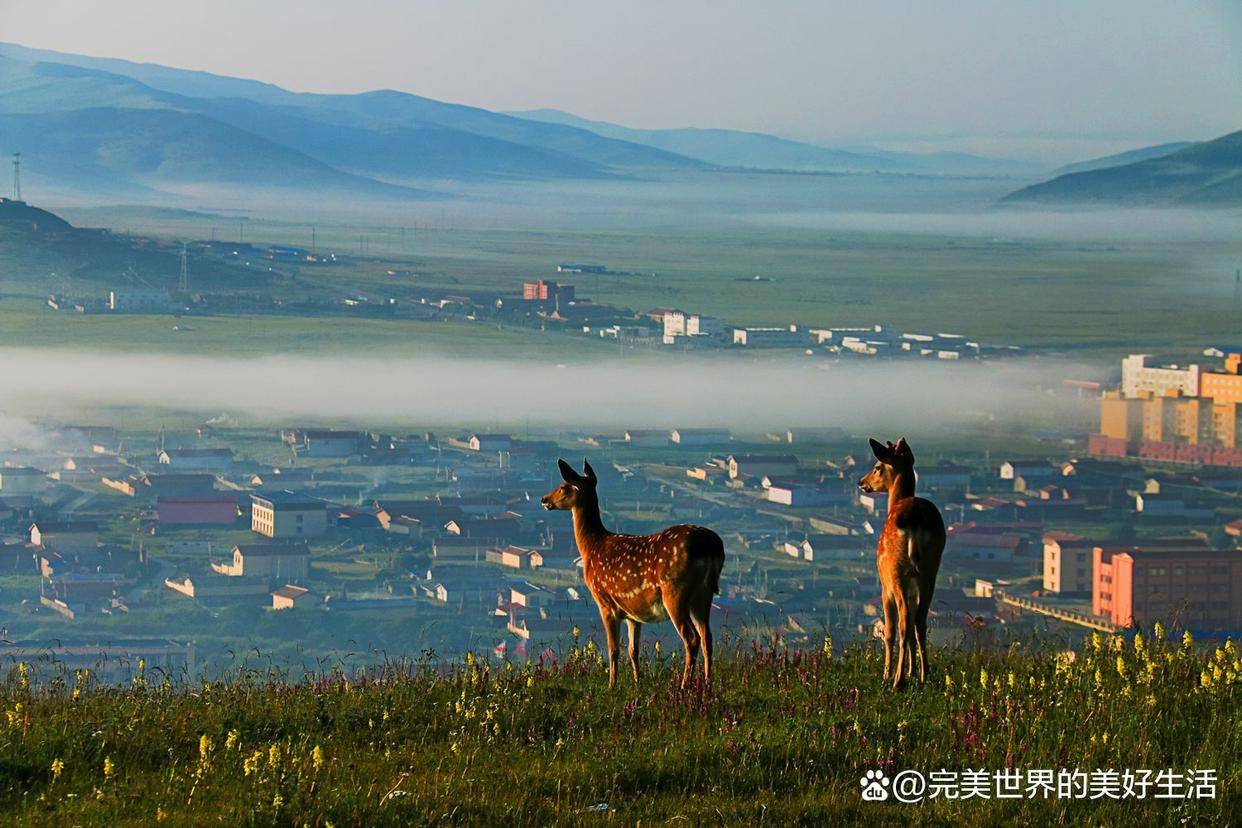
[895,437,914,463]
[868,438,891,462]
[581,458,598,483]
[557,458,578,482]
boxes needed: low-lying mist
[0,349,1098,439]
[756,207,1242,243]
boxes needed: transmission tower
[179,242,189,292]
[11,152,20,201]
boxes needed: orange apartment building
[1093,542,1242,630]
[1091,350,1242,466]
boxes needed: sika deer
[858,438,945,690]
[542,459,725,689]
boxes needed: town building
[250,491,327,539]
[107,288,172,312]
[731,326,806,348]
[1042,531,1096,594]
[467,433,512,452]
[271,584,313,610]
[662,311,724,344]
[0,466,48,496]
[29,521,98,554]
[523,279,575,305]
[1093,544,1241,629]
[1121,354,1200,399]
[669,427,731,446]
[728,454,799,481]
[297,429,364,458]
[213,544,310,580]
[158,447,233,472]
[156,495,239,526]
[624,430,668,448]
[1092,351,1242,467]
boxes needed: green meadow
[1,630,1236,825]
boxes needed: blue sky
[4,0,1239,160]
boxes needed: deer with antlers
[858,438,945,690]
[542,459,725,689]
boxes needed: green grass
[2,630,1237,825]
[0,296,611,360]
[11,182,1242,367]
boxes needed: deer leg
[915,602,931,683]
[679,623,701,690]
[881,594,897,683]
[625,618,642,684]
[892,595,910,692]
[600,609,621,689]
[689,594,713,687]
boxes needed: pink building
[1093,542,1242,629]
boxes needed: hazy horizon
[3,1,1240,163]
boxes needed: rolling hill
[0,41,704,200]
[510,108,1032,174]
[0,108,437,200]
[1051,141,1197,176]
[1003,130,1242,206]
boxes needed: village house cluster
[0,363,1238,675]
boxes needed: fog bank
[0,350,1097,437]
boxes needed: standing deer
[542,459,725,689]
[857,438,945,690]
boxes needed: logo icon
[861,769,890,801]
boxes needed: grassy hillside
[1052,142,1197,176]
[1,632,1236,825]
[0,108,436,200]
[0,42,700,190]
[1004,130,1242,206]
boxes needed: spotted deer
[858,438,945,690]
[542,459,725,689]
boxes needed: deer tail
[906,533,921,576]
[711,535,725,595]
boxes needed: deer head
[858,437,915,492]
[541,458,599,511]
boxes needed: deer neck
[887,469,916,503]
[570,499,609,557]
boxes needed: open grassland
[14,176,1240,366]
[1,630,1237,825]
[6,219,1240,365]
[0,297,611,360]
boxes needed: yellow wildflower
[312,744,325,772]
[102,756,114,780]
[50,758,64,781]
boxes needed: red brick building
[1093,542,1242,629]
[522,279,574,304]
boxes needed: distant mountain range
[509,109,1032,174]
[0,42,700,201]
[1004,132,1242,206]
[0,41,1047,204]
[1050,142,1198,176]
